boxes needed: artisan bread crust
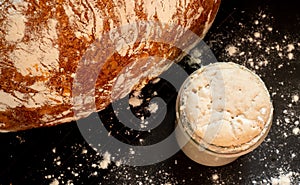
[0,0,220,131]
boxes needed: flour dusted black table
[0,0,299,184]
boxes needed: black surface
[1,0,299,184]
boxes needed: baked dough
[0,0,220,131]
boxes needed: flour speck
[147,102,159,113]
[49,178,59,185]
[254,32,261,38]
[99,151,111,169]
[212,174,219,181]
[287,53,294,60]
[271,172,294,185]
[292,94,299,103]
[286,44,295,52]
[226,45,238,56]
[292,127,299,135]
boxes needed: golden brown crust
[0,0,221,131]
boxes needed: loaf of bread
[0,0,221,132]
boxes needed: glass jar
[175,62,273,166]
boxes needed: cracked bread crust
[0,0,221,131]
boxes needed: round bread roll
[0,0,221,132]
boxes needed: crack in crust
[0,0,221,131]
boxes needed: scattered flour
[129,90,143,107]
[49,179,59,185]
[81,148,88,154]
[212,174,219,181]
[151,78,161,84]
[286,44,295,52]
[271,175,291,185]
[287,53,294,60]
[99,152,111,169]
[254,168,299,185]
[292,94,299,103]
[207,9,299,185]
[254,32,261,38]
[226,45,238,56]
[129,96,143,107]
[292,127,299,135]
[147,102,159,113]
[270,171,298,185]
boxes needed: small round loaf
[178,62,273,150]
[0,0,220,131]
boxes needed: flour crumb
[99,151,111,169]
[212,174,219,181]
[267,26,273,32]
[147,102,159,113]
[254,32,261,38]
[271,172,293,185]
[284,118,290,124]
[292,127,299,135]
[129,148,135,155]
[226,45,238,56]
[286,44,295,52]
[129,96,143,107]
[292,94,299,103]
[49,179,59,185]
[287,53,294,60]
[115,160,122,167]
[151,78,161,84]
[81,148,88,154]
